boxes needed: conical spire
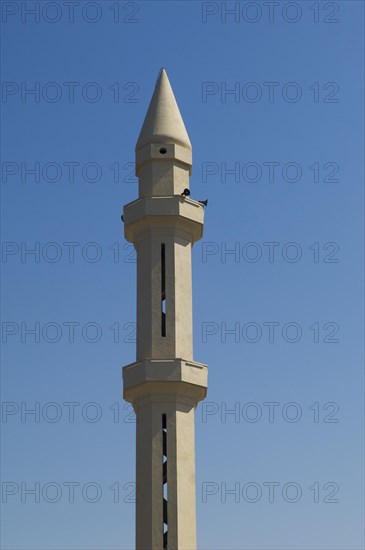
[136,68,191,152]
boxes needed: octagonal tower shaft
[122,69,208,550]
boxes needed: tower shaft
[123,69,207,550]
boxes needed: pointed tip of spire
[157,66,166,78]
[136,68,191,152]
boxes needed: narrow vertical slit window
[162,414,168,548]
[161,243,166,337]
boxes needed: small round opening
[159,147,167,155]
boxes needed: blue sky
[1,1,364,549]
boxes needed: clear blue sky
[1,1,364,549]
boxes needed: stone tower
[122,68,208,550]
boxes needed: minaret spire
[134,69,192,186]
[122,69,208,550]
[136,68,191,153]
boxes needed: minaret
[122,69,208,550]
